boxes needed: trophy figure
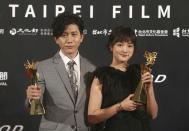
[131,51,158,104]
[24,60,45,115]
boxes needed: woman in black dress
[88,26,158,131]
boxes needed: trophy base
[30,99,45,115]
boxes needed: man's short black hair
[52,12,84,39]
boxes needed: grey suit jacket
[25,52,96,131]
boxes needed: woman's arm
[142,72,158,119]
[88,77,138,124]
[88,77,120,124]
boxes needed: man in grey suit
[26,12,96,131]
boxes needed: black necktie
[67,60,78,101]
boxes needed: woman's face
[110,41,134,63]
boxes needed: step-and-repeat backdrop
[0,0,189,131]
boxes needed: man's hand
[26,85,41,100]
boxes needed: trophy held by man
[24,60,45,115]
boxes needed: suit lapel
[53,52,75,104]
[76,56,87,107]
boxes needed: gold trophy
[24,60,45,115]
[131,51,158,104]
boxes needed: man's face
[55,24,84,59]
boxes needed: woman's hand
[141,70,153,90]
[120,94,142,111]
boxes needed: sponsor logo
[40,28,53,36]
[135,29,168,37]
[153,74,167,83]
[173,27,180,38]
[182,29,189,37]
[0,29,4,35]
[9,28,38,36]
[92,29,112,36]
[0,125,24,131]
[173,27,189,38]
[0,72,8,87]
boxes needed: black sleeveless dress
[91,64,151,131]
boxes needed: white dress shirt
[59,50,80,90]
